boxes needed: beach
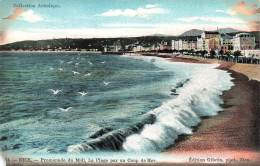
[174,55,260,81]
[3,53,260,166]
[162,55,260,165]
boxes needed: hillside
[218,28,239,34]
[0,31,259,51]
[180,29,203,36]
[180,28,239,36]
[0,36,197,51]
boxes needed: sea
[0,52,234,160]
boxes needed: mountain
[149,34,170,37]
[180,29,203,36]
[217,28,239,34]
[180,28,240,37]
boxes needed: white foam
[123,56,234,152]
[68,56,234,153]
[0,153,6,166]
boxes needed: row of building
[172,31,256,53]
[104,41,172,53]
[103,31,259,57]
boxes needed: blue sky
[0,0,259,44]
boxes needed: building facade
[133,45,144,52]
[104,40,123,52]
[172,40,177,50]
[174,40,179,50]
[159,41,172,51]
[181,40,189,50]
[115,41,123,52]
[197,37,203,51]
[178,39,183,50]
[197,31,220,52]
[220,34,233,52]
[187,40,197,50]
[232,33,255,51]
[241,50,260,58]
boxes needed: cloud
[177,17,199,23]
[97,5,166,18]
[220,1,260,30]
[0,31,8,45]
[2,8,43,23]
[226,8,238,16]
[216,10,225,13]
[216,8,238,16]
[217,1,260,16]
[21,10,43,23]
[177,16,244,24]
[2,8,24,20]
[234,1,260,15]
[244,20,260,31]
[146,4,156,8]
[101,23,156,27]
[3,23,249,44]
[99,23,248,30]
[201,17,243,24]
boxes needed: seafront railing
[187,53,260,64]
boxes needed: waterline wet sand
[162,55,260,165]
[175,55,260,81]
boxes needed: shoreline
[174,55,260,81]
[161,55,260,165]
[3,53,260,165]
[0,51,102,54]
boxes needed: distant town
[105,31,259,59]
[0,29,259,61]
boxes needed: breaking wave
[68,57,234,153]
[68,114,156,153]
[123,64,234,152]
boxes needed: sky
[0,0,259,44]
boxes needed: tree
[201,50,208,57]
[196,50,201,56]
[190,49,194,55]
[209,50,216,59]
[219,50,224,56]
[224,51,231,61]
[233,50,241,57]
[225,51,231,56]
[163,49,169,53]
[233,50,242,63]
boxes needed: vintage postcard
[0,0,259,165]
